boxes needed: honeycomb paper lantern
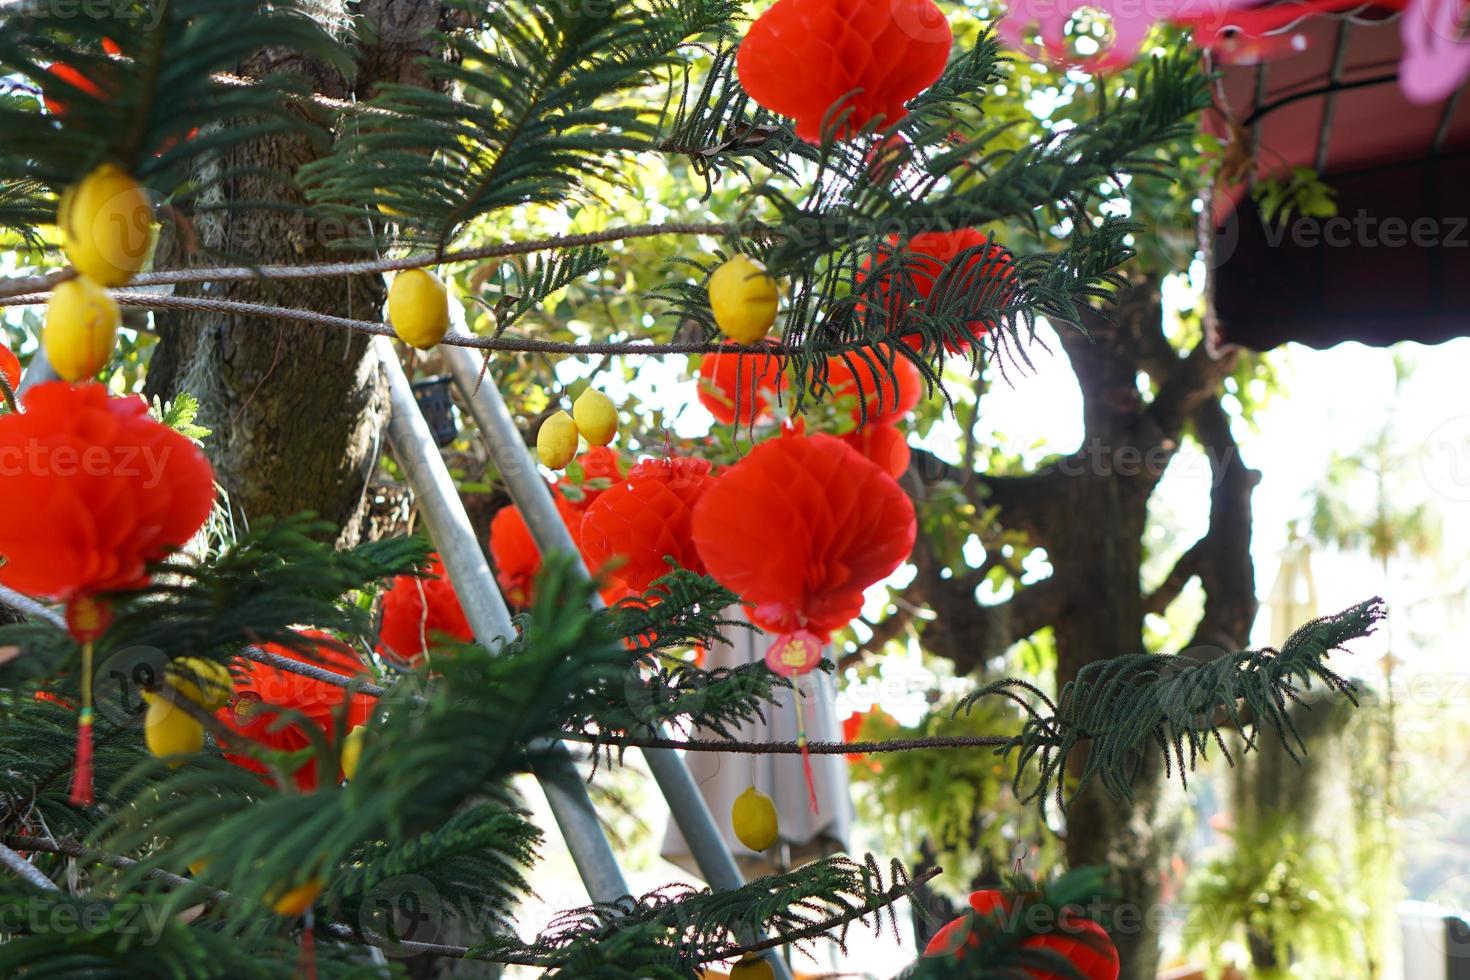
[690,431,915,641]
[376,555,473,664]
[698,344,784,427]
[580,455,714,593]
[925,889,1120,979]
[736,0,953,143]
[216,632,376,792]
[859,229,1017,352]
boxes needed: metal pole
[376,336,631,904]
[443,345,793,980]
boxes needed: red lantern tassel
[794,677,819,815]
[298,912,317,980]
[68,638,96,806]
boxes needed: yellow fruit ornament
[729,953,776,980]
[572,388,617,446]
[387,268,450,349]
[44,276,119,381]
[269,877,324,917]
[144,697,204,764]
[59,163,154,287]
[341,724,366,781]
[731,786,779,851]
[537,410,579,469]
[166,657,233,711]
[708,254,778,344]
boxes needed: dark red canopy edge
[1205,7,1470,350]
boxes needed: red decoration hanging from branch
[216,632,376,792]
[376,555,473,665]
[691,431,915,642]
[488,486,632,606]
[736,0,954,143]
[697,344,784,426]
[925,889,1120,979]
[861,230,1017,353]
[825,348,922,424]
[580,455,714,594]
[0,382,214,601]
[0,382,214,806]
[558,446,626,514]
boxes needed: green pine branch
[960,599,1386,816]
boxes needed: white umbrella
[662,609,852,878]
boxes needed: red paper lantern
[736,0,953,143]
[376,554,473,664]
[0,343,19,394]
[488,488,579,606]
[690,431,915,641]
[925,890,1120,980]
[580,455,713,594]
[0,382,214,601]
[41,62,108,116]
[488,487,631,606]
[559,446,626,514]
[697,344,784,426]
[825,349,922,424]
[861,230,1017,352]
[216,631,375,792]
[841,423,910,479]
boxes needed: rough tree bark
[145,0,452,546]
[903,273,1256,979]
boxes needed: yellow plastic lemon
[731,786,779,852]
[729,954,776,980]
[44,276,119,381]
[269,877,324,917]
[572,388,617,447]
[144,697,204,764]
[166,657,233,711]
[537,410,580,469]
[59,163,154,286]
[708,254,778,344]
[387,268,450,349]
[341,724,366,781]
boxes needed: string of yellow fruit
[46,163,155,381]
[536,387,618,469]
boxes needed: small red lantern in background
[860,230,1017,352]
[558,446,626,514]
[824,349,922,425]
[488,488,581,607]
[925,889,1120,979]
[736,0,953,143]
[691,431,915,642]
[376,555,473,665]
[698,344,784,427]
[488,486,631,607]
[216,632,375,792]
[580,455,713,594]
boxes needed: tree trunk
[145,0,451,546]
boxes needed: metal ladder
[381,339,793,979]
